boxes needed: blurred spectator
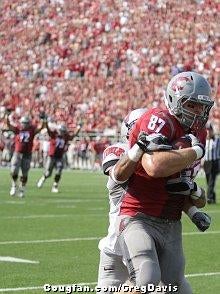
[0,131,14,166]
[0,0,219,135]
[32,135,42,167]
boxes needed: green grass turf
[0,168,219,293]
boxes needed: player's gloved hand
[190,182,206,200]
[136,132,172,152]
[39,111,47,122]
[185,134,205,160]
[5,108,12,115]
[166,177,195,196]
[77,123,83,129]
[191,212,211,232]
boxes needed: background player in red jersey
[112,72,214,293]
[6,114,45,197]
[37,120,81,193]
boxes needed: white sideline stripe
[1,231,220,245]
[1,214,105,219]
[0,256,39,264]
[1,214,71,219]
[185,272,220,278]
[46,199,104,203]
[183,230,220,236]
[1,199,104,205]
[0,237,101,245]
[87,207,106,211]
[3,201,26,205]
[206,210,220,214]
[57,205,76,208]
[0,273,220,292]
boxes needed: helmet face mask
[20,116,30,129]
[57,124,67,135]
[180,97,213,130]
[165,72,214,131]
[120,108,146,143]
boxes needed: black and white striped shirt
[205,135,220,161]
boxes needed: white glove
[185,134,205,160]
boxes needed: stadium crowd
[0,0,219,153]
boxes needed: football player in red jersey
[6,114,45,197]
[99,108,210,294]
[37,121,81,193]
[112,72,214,293]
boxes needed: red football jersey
[120,107,206,220]
[14,126,36,154]
[48,130,70,158]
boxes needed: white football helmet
[121,108,147,143]
[20,116,30,128]
[57,124,67,135]
[164,72,214,131]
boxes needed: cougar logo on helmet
[171,76,192,94]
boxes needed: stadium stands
[0,0,219,135]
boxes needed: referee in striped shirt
[203,123,220,204]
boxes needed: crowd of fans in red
[0,0,219,135]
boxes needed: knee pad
[137,259,161,287]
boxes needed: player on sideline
[113,72,214,293]
[6,114,46,197]
[37,120,81,193]
[97,107,211,294]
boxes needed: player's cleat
[18,187,24,198]
[207,199,216,204]
[51,185,59,193]
[17,187,25,198]
[37,176,45,188]
[10,186,16,196]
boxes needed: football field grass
[0,168,219,293]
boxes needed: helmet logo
[171,76,192,95]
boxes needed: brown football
[172,136,192,150]
[169,136,192,179]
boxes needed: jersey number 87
[147,115,166,133]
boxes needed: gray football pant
[97,250,129,294]
[97,249,191,294]
[11,152,31,177]
[118,215,191,293]
[44,156,63,177]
